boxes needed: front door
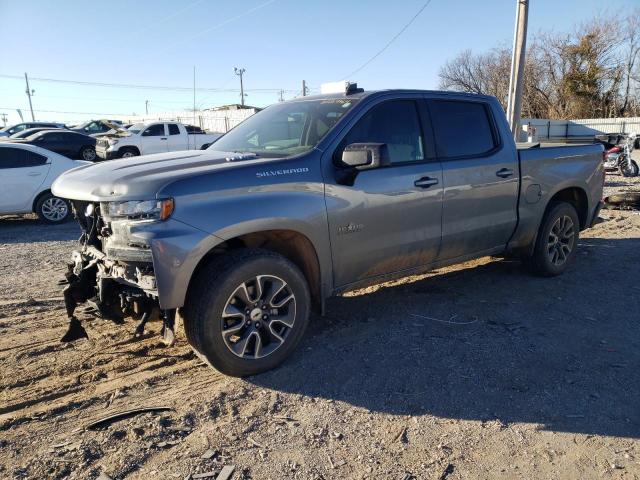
[140,124,169,155]
[0,147,50,213]
[324,98,443,288]
[428,99,519,260]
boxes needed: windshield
[209,98,359,157]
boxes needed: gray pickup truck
[52,87,604,376]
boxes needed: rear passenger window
[340,100,424,164]
[0,147,47,168]
[429,100,497,158]
[168,124,180,135]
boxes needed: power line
[0,74,297,93]
[343,0,432,79]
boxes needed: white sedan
[0,143,90,223]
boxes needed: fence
[520,117,640,141]
[113,108,258,134]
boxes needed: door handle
[496,168,514,178]
[160,137,168,140]
[27,172,41,176]
[414,176,439,188]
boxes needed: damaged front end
[60,199,177,344]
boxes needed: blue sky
[1,0,636,125]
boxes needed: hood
[51,149,266,202]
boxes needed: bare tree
[438,13,640,119]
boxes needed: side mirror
[341,143,389,170]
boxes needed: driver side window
[339,100,424,164]
[142,124,165,136]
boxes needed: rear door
[140,124,169,154]
[324,97,443,287]
[0,147,50,213]
[166,123,186,151]
[427,98,519,260]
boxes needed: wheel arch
[188,229,324,312]
[119,145,140,156]
[546,186,589,229]
[32,188,52,213]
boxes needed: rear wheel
[36,192,71,224]
[183,249,311,377]
[524,201,580,276]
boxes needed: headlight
[108,138,119,145]
[103,198,174,220]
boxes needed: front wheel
[36,192,71,224]
[524,201,580,277]
[183,249,311,377]
[80,146,96,161]
[619,159,639,177]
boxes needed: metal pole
[234,67,246,106]
[506,0,528,141]
[145,100,149,115]
[302,79,307,96]
[24,73,35,121]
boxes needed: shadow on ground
[0,216,79,244]
[249,237,640,439]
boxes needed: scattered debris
[394,426,408,443]
[603,192,640,210]
[96,473,113,480]
[85,406,174,430]
[439,463,455,480]
[247,436,263,448]
[192,471,217,479]
[201,449,218,460]
[216,466,236,480]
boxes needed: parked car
[5,127,63,140]
[0,122,66,138]
[0,143,89,223]
[69,119,123,136]
[95,121,221,159]
[52,87,604,376]
[8,130,97,161]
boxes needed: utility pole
[145,100,149,115]
[506,0,528,141]
[24,73,35,121]
[302,80,308,96]
[278,90,284,102]
[234,67,246,106]
[0,113,7,126]
[193,66,196,127]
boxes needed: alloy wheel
[41,197,68,222]
[83,148,96,161]
[221,275,296,359]
[547,215,575,266]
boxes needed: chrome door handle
[414,176,439,188]
[160,137,168,140]
[27,172,41,176]
[496,168,514,178]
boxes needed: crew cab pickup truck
[52,86,604,377]
[95,121,221,160]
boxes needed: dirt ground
[1,173,639,480]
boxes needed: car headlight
[107,138,119,145]
[103,199,174,220]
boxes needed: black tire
[79,146,96,161]
[35,192,71,224]
[119,147,139,158]
[182,249,311,377]
[619,159,639,177]
[524,201,580,277]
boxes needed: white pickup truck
[95,121,221,160]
